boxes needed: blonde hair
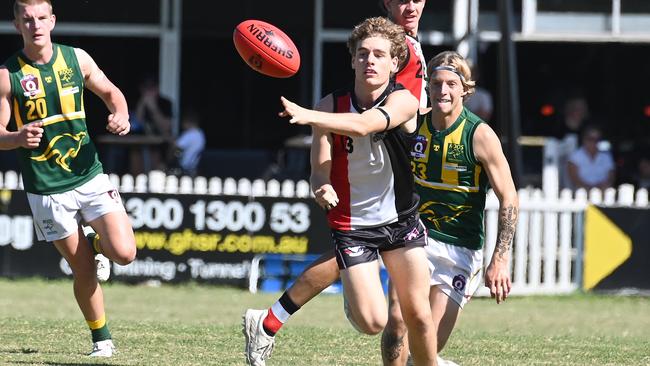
[13,0,52,18]
[427,50,476,96]
[347,17,408,70]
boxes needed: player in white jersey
[244,17,438,366]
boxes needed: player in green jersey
[381,50,519,365]
[0,0,136,357]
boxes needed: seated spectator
[567,126,615,190]
[168,109,205,177]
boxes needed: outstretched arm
[473,123,519,304]
[75,48,130,136]
[279,89,418,137]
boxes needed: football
[233,19,300,78]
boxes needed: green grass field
[0,278,649,365]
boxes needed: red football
[233,19,300,78]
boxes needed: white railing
[1,170,648,295]
[2,170,647,205]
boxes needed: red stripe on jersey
[396,40,424,103]
[328,94,352,230]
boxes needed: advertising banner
[0,190,331,286]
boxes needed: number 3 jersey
[5,44,102,194]
[327,82,420,231]
[411,107,489,250]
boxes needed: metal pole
[497,0,524,187]
[312,0,324,107]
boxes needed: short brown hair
[347,17,407,70]
[14,0,52,19]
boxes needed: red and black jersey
[326,82,420,231]
[395,35,427,109]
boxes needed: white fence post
[4,171,18,190]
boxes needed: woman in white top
[567,126,616,190]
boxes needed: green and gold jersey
[5,44,102,194]
[410,107,489,250]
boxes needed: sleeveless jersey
[410,107,489,250]
[395,35,427,109]
[5,44,102,194]
[327,83,419,231]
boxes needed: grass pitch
[0,278,649,365]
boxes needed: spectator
[567,126,616,190]
[464,62,493,121]
[552,93,591,142]
[131,75,173,174]
[168,109,205,177]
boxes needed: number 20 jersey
[327,83,419,231]
[5,44,101,194]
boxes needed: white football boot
[83,226,111,282]
[89,339,115,357]
[242,309,275,366]
[94,253,111,282]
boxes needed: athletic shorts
[333,211,427,270]
[426,236,483,308]
[27,174,125,242]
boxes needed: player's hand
[485,258,511,304]
[314,184,339,211]
[106,112,130,136]
[18,121,44,149]
[279,96,312,125]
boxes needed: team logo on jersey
[403,226,421,241]
[42,219,57,235]
[433,144,440,152]
[342,246,365,258]
[446,143,465,163]
[419,201,473,231]
[452,274,467,293]
[30,131,87,172]
[411,135,428,159]
[57,67,79,88]
[107,189,121,203]
[57,67,74,86]
[44,76,53,83]
[20,74,42,97]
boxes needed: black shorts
[332,211,427,270]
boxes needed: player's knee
[400,307,433,334]
[357,312,388,335]
[113,246,136,265]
